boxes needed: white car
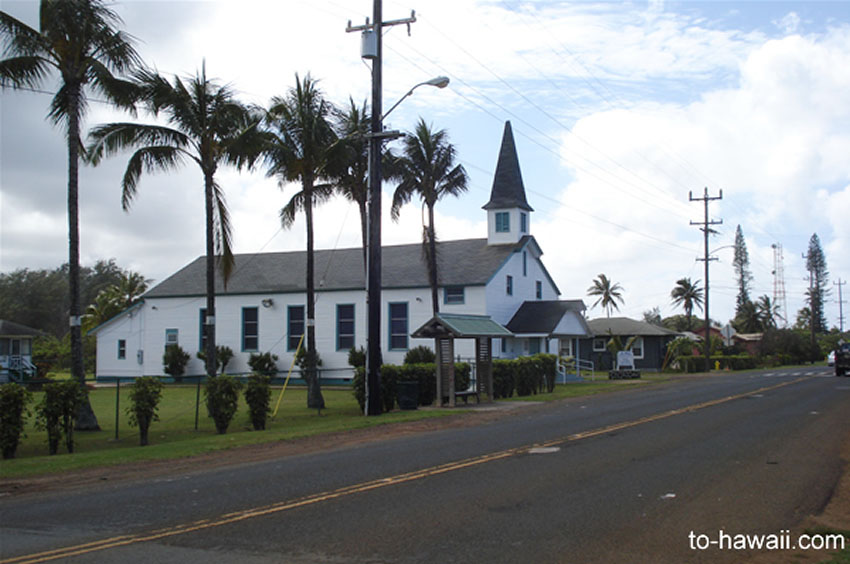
[828,350,835,366]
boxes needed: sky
[1,0,849,329]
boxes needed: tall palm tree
[0,0,141,430]
[670,277,704,330]
[260,74,341,410]
[587,274,625,318]
[389,119,468,315]
[87,63,260,380]
[734,299,762,333]
[333,98,370,268]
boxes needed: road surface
[1,366,847,563]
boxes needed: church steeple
[484,121,533,245]
[483,121,533,212]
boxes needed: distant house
[93,121,590,382]
[578,317,680,372]
[0,319,41,383]
[505,300,591,359]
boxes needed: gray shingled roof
[506,300,589,335]
[0,319,44,337]
[588,317,680,337]
[482,121,533,212]
[145,238,524,298]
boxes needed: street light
[382,76,450,120]
[364,74,450,416]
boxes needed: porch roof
[0,320,44,338]
[411,313,513,339]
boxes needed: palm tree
[260,74,341,410]
[84,270,149,330]
[388,119,468,315]
[755,295,779,330]
[670,277,704,330]
[87,63,260,380]
[734,299,762,333]
[587,274,625,318]
[333,98,370,267]
[0,0,141,430]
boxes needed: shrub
[535,354,558,393]
[196,345,234,375]
[295,348,322,373]
[36,380,84,454]
[515,356,540,397]
[248,352,279,376]
[0,383,31,459]
[163,345,190,381]
[348,346,366,368]
[127,377,164,446]
[244,374,271,431]
[404,346,435,364]
[493,359,516,399]
[205,375,242,434]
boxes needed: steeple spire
[483,121,533,212]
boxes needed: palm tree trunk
[427,204,439,316]
[67,84,99,431]
[204,170,217,380]
[304,183,324,409]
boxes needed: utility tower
[836,279,846,333]
[771,243,788,327]
[690,187,723,372]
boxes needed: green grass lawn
[1,386,453,479]
[1,377,666,479]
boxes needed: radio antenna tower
[771,243,788,327]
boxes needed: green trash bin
[396,380,419,410]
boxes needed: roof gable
[412,313,513,339]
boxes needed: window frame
[287,305,305,351]
[388,302,409,351]
[336,303,355,351]
[536,280,543,299]
[495,211,510,233]
[520,212,527,233]
[117,339,126,360]
[593,338,606,352]
[632,337,645,359]
[443,286,465,305]
[242,306,259,352]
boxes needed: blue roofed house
[92,122,591,382]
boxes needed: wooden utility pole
[347,3,416,415]
[690,187,722,372]
[836,279,846,334]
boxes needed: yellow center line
[2,375,811,564]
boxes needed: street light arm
[381,76,450,121]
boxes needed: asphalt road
[1,366,847,563]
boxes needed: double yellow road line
[2,376,809,564]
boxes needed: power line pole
[690,187,722,372]
[347,3,416,416]
[836,278,846,333]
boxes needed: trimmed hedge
[352,362,471,413]
[493,354,558,398]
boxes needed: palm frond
[86,122,189,164]
[120,146,185,210]
[211,179,235,286]
[0,54,51,88]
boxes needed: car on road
[834,343,850,377]
[828,350,835,366]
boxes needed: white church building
[93,122,591,382]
